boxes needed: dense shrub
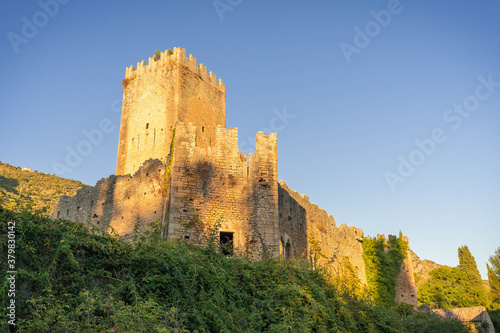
[0,207,470,332]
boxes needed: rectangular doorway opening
[220,232,234,256]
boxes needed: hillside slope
[0,161,83,214]
[410,250,442,290]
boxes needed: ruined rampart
[165,122,279,258]
[278,181,367,284]
[51,159,166,242]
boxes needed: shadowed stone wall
[277,181,367,284]
[52,159,166,242]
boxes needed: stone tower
[116,47,226,176]
[395,236,418,307]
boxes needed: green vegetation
[0,161,83,215]
[458,246,487,305]
[0,207,470,332]
[488,247,500,332]
[154,49,161,61]
[362,235,408,307]
[417,245,500,332]
[153,49,173,61]
[418,246,487,309]
[164,128,176,193]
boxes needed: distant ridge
[0,161,84,215]
[410,250,442,289]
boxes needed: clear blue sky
[1,1,499,278]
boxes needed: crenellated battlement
[174,122,277,171]
[117,47,227,176]
[123,47,225,92]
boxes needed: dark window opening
[184,235,190,240]
[146,123,149,129]
[93,214,98,218]
[202,126,205,132]
[57,211,60,218]
[285,241,292,260]
[220,232,234,256]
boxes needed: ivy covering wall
[362,235,408,307]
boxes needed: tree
[490,247,500,278]
[419,266,462,308]
[487,248,500,332]
[487,264,500,303]
[418,245,487,308]
[153,49,161,61]
[457,245,487,306]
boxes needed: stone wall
[277,181,367,284]
[165,122,279,258]
[51,159,166,242]
[394,236,418,307]
[117,47,226,176]
[53,122,280,258]
[278,183,307,259]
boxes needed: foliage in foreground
[0,207,470,332]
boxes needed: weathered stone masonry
[54,159,166,242]
[164,122,279,257]
[117,47,226,176]
[51,47,417,306]
[278,181,367,285]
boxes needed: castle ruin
[52,47,417,306]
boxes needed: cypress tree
[457,245,487,306]
[487,263,500,303]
